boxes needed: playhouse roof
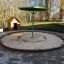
[7,17,20,23]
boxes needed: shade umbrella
[19,6,48,38]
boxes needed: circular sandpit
[0,32,64,50]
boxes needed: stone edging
[0,30,64,51]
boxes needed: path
[0,31,64,64]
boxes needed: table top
[19,6,48,11]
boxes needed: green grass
[33,24,64,32]
[33,24,61,29]
[21,24,64,33]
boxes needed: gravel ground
[0,31,64,64]
[1,32,64,50]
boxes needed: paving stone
[0,53,5,57]
[33,61,43,64]
[0,31,64,63]
[61,61,64,64]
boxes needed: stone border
[0,30,64,51]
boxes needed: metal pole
[32,11,34,38]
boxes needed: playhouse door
[14,23,17,30]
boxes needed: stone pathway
[0,31,64,64]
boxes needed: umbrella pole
[32,11,34,38]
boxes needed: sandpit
[0,32,64,50]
